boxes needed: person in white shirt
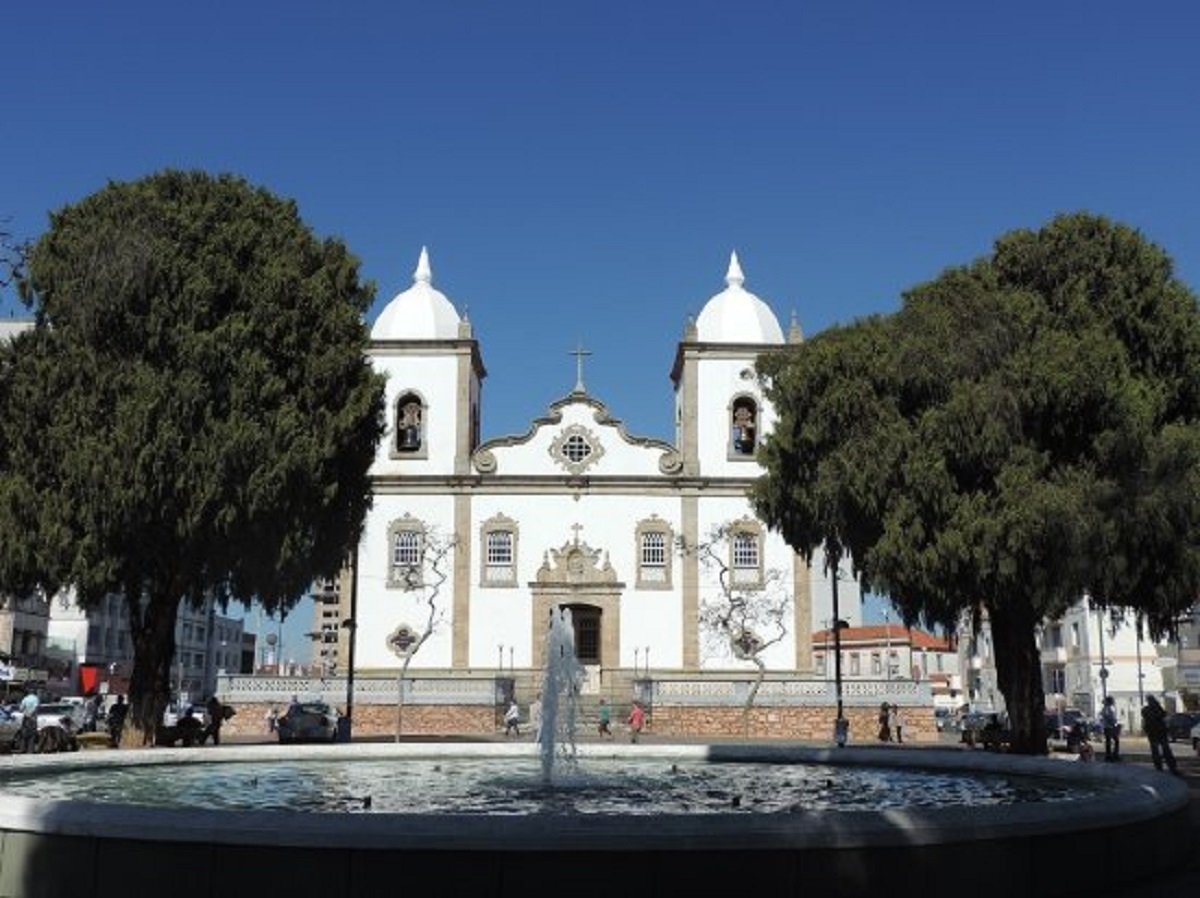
[17,690,39,753]
[1100,696,1120,761]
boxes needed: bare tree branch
[680,522,792,733]
[388,529,455,740]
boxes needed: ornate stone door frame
[530,540,624,672]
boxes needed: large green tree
[755,213,1200,754]
[1,170,385,741]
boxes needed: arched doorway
[530,539,624,692]
[564,603,601,665]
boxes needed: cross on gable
[569,341,592,393]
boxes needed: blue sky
[5,2,1200,657]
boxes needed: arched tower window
[729,395,758,458]
[392,390,428,459]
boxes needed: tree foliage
[755,213,1200,753]
[0,170,385,738]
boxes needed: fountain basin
[0,743,1187,898]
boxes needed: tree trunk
[125,597,180,747]
[742,656,765,737]
[989,600,1047,755]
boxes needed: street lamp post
[829,553,848,746]
[884,609,892,682]
[1096,609,1109,705]
[343,547,359,741]
[1135,617,1145,711]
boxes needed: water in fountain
[538,606,583,783]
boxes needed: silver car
[35,702,85,733]
[277,702,339,744]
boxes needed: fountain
[0,612,1187,897]
[537,605,582,782]
[0,742,1188,896]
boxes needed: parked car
[961,712,1010,749]
[1043,708,1089,742]
[1165,711,1200,743]
[35,702,86,733]
[163,704,210,730]
[934,708,953,732]
[0,708,21,751]
[1191,719,1200,756]
[277,701,339,744]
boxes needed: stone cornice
[370,473,762,497]
[669,340,788,385]
[370,337,487,380]
[473,392,682,475]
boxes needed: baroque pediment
[534,541,619,585]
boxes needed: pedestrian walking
[597,699,612,738]
[107,695,128,747]
[877,702,891,743]
[892,705,904,744]
[266,706,278,735]
[17,689,39,753]
[529,693,543,743]
[1100,696,1120,761]
[1141,695,1177,774]
[82,694,100,733]
[627,701,646,743]
[504,699,521,737]
[205,695,225,746]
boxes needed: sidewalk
[1086,750,1199,898]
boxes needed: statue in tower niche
[732,402,757,454]
[398,398,423,451]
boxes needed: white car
[34,702,85,733]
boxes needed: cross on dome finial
[725,250,745,287]
[413,246,432,284]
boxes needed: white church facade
[349,249,863,691]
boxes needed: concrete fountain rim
[0,742,1185,851]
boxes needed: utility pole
[344,548,359,740]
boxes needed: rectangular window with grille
[640,531,667,584]
[391,530,424,587]
[485,530,515,584]
[731,531,760,585]
[393,531,422,567]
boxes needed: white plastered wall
[355,493,457,670]
[694,356,778,478]
[466,492,684,669]
[369,352,461,477]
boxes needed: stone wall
[646,704,937,743]
[221,701,497,739]
[222,698,935,743]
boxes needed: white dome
[371,247,462,340]
[694,251,784,344]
